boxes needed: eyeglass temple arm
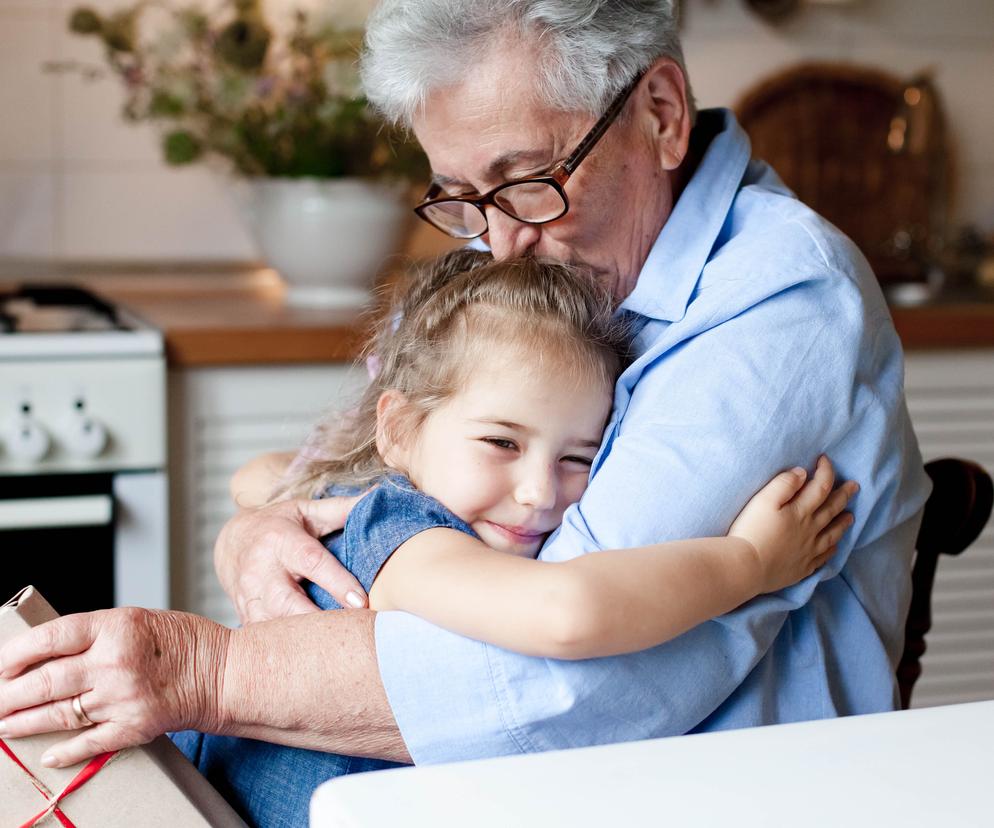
[562,74,643,176]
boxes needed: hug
[0,1,934,826]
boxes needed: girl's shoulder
[337,473,477,551]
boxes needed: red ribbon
[1,737,116,828]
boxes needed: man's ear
[375,389,411,470]
[639,57,692,171]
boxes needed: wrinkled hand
[0,608,228,767]
[214,495,368,625]
[729,455,858,592]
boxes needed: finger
[810,544,838,574]
[0,615,96,679]
[0,696,83,738]
[40,722,135,769]
[261,578,326,620]
[818,511,855,550]
[813,481,859,529]
[279,533,368,610]
[299,493,367,536]
[0,655,90,718]
[758,467,807,507]
[792,455,836,513]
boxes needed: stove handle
[0,494,113,531]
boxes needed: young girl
[181,249,854,826]
[246,248,853,657]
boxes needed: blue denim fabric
[171,731,404,828]
[173,474,476,827]
[311,475,477,610]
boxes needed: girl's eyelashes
[482,437,518,451]
[563,455,594,467]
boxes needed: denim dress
[172,475,476,828]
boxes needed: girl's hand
[728,455,858,593]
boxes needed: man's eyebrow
[432,149,554,189]
[469,417,601,449]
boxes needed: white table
[311,701,994,827]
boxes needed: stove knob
[4,416,51,462]
[63,413,108,458]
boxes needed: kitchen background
[2,0,993,261]
[1,0,992,709]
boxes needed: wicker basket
[734,62,952,288]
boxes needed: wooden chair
[898,458,993,708]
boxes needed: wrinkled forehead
[411,46,590,189]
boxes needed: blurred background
[0,0,991,711]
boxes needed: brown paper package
[0,586,247,827]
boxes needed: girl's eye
[562,455,594,467]
[483,437,517,451]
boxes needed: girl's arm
[230,451,297,507]
[368,456,856,659]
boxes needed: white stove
[0,285,168,614]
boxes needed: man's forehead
[430,148,555,188]
[414,54,584,187]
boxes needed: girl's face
[387,342,613,557]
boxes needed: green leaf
[68,7,102,36]
[163,130,202,165]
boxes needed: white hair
[361,0,694,128]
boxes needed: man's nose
[485,207,541,260]
[514,462,558,512]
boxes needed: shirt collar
[619,108,752,322]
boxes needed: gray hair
[361,0,694,128]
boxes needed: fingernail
[41,753,57,768]
[345,591,365,609]
[0,720,8,737]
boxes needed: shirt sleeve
[375,270,928,763]
[307,479,477,610]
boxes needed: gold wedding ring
[71,694,95,728]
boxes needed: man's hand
[214,495,369,624]
[0,608,228,767]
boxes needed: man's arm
[218,610,412,762]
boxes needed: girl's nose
[484,207,541,260]
[515,463,557,512]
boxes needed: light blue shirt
[374,108,932,764]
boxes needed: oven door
[0,473,116,615]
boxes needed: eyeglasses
[414,73,644,239]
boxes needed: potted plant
[61,0,428,306]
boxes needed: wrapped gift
[0,586,246,827]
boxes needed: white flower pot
[237,177,409,308]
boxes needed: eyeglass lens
[422,181,568,238]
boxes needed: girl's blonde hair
[277,250,632,499]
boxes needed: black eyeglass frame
[413,72,645,239]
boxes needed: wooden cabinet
[167,364,365,625]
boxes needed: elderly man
[0,0,929,824]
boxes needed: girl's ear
[375,389,411,469]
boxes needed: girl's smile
[384,339,614,557]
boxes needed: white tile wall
[0,168,57,257]
[0,9,57,163]
[61,167,257,260]
[0,0,990,262]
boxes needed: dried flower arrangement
[55,0,426,180]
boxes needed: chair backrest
[898,458,993,708]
